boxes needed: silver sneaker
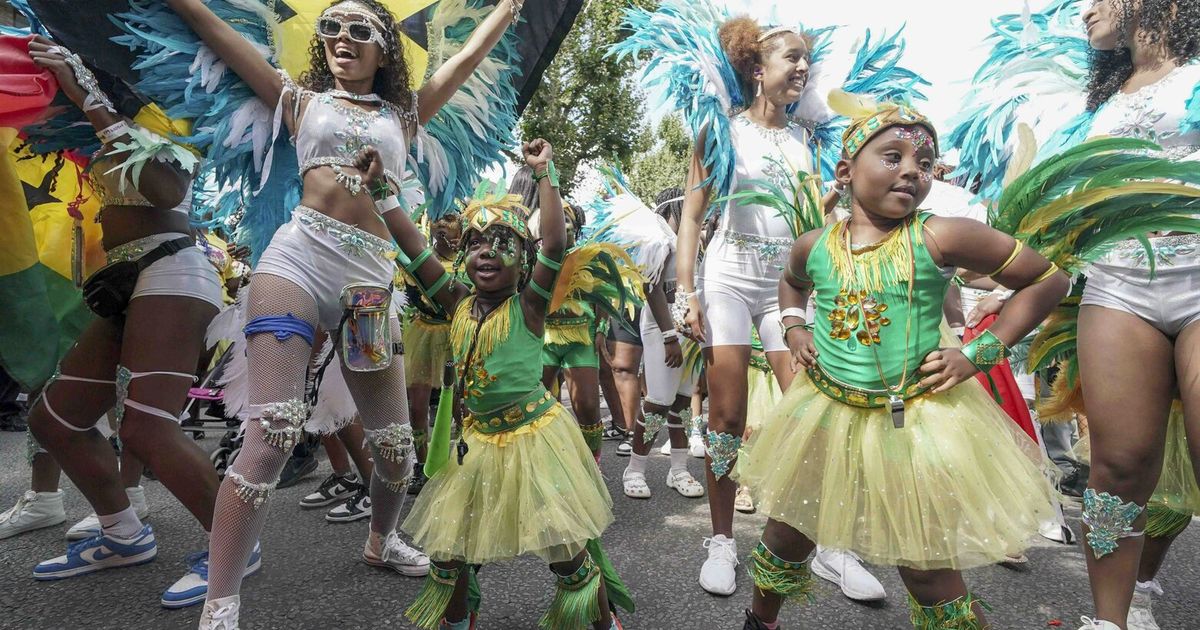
[363,531,430,577]
[0,490,66,539]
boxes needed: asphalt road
[2,427,1197,630]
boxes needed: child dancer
[385,139,625,630]
[736,100,1068,629]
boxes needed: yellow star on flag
[275,0,437,85]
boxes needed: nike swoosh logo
[80,545,117,564]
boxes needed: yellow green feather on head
[830,90,938,159]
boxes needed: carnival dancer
[736,100,1067,629]
[949,2,1200,627]
[20,36,235,603]
[392,139,632,630]
[156,0,523,625]
[614,1,928,595]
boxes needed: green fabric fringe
[747,542,815,604]
[587,538,635,614]
[539,553,603,630]
[1146,502,1193,539]
[907,592,990,629]
[581,422,604,453]
[405,564,463,630]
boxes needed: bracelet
[779,307,807,322]
[661,329,679,344]
[532,160,560,188]
[961,329,1009,371]
[782,323,808,338]
[374,194,402,215]
[509,0,524,24]
[96,121,130,145]
[53,46,115,114]
[990,288,1014,302]
[370,180,392,201]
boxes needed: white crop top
[280,73,417,190]
[720,114,814,238]
[1089,63,1200,162]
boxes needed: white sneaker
[688,433,706,458]
[363,531,430,577]
[659,440,672,456]
[734,486,755,514]
[811,547,886,601]
[699,535,738,596]
[1127,588,1161,630]
[0,490,65,539]
[1078,617,1121,630]
[1038,519,1077,544]
[666,469,704,498]
[199,595,240,630]
[622,469,651,499]
[66,486,149,541]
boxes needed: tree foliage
[518,0,658,194]
[627,114,691,202]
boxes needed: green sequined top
[808,212,950,392]
[450,294,546,415]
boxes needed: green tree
[627,114,691,202]
[519,0,657,194]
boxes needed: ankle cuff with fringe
[540,553,603,629]
[907,592,989,629]
[406,564,462,630]
[747,541,814,604]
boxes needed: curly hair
[1086,0,1200,110]
[718,16,815,101]
[298,0,414,111]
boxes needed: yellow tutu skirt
[402,403,614,565]
[736,372,1057,571]
[745,365,782,434]
[403,316,452,388]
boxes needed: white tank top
[719,114,814,238]
[1089,63,1200,161]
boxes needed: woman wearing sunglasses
[163,0,523,626]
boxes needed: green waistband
[806,362,929,409]
[547,315,591,326]
[466,387,558,434]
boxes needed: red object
[0,34,58,129]
[963,314,1038,442]
[1048,620,1063,627]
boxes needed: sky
[715,0,1034,132]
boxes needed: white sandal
[734,485,756,513]
[622,469,651,499]
[666,469,704,498]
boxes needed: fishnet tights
[340,316,413,537]
[207,275,318,600]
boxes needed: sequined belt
[106,233,192,265]
[806,361,929,409]
[293,205,396,259]
[465,387,558,435]
[714,229,792,260]
[1100,233,1200,268]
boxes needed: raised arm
[676,130,713,343]
[165,0,286,111]
[520,139,565,329]
[415,0,521,125]
[28,37,191,209]
[359,149,465,314]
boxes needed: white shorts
[254,206,397,331]
[640,312,698,406]
[1081,235,1200,338]
[107,232,223,309]
[697,230,788,352]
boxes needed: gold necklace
[843,216,917,428]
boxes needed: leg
[30,449,61,493]
[0,435,65,539]
[337,420,374,481]
[1175,321,1200,520]
[1077,306,1176,625]
[547,549,614,630]
[115,295,219,531]
[606,340,641,433]
[541,365,560,392]
[406,560,472,629]
[898,567,989,628]
[119,449,145,489]
[324,433,353,477]
[408,383,433,463]
[565,367,603,458]
[704,345,751,537]
[747,519,817,625]
[205,276,318,603]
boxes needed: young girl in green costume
[735,99,1070,629]
[363,139,623,630]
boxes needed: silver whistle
[889,395,905,429]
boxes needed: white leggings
[640,311,698,406]
[698,232,787,352]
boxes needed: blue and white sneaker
[33,524,157,580]
[161,543,263,609]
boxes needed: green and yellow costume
[402,255,460,388]
[736,213,1056,571]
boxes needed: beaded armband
[960,329,1008,371]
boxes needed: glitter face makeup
[894,126,935,153]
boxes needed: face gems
[894,126,935,153]
[881,159,899,171]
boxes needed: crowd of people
[2,0,1199,629]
